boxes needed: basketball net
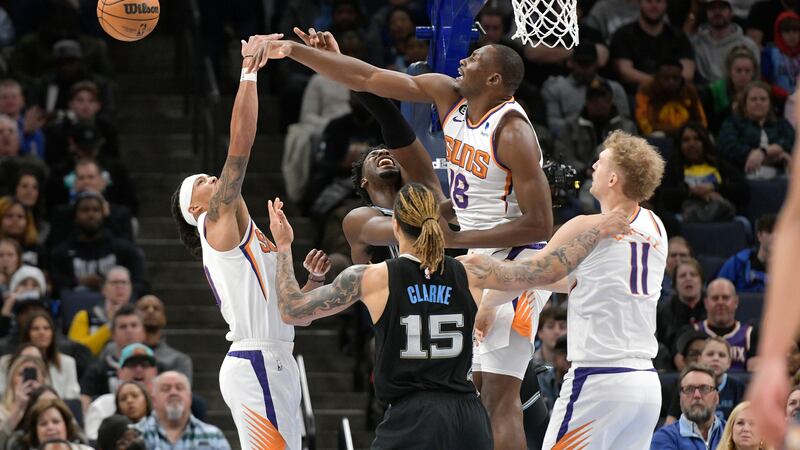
[511,0,579,48]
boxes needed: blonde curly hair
[603,130,665,202]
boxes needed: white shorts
[471,245,551,380]
[220,340,302,450]
[542,364,661,450]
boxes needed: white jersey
[198,213,294,343]
[442,97,543,231]
[567,207,667,365]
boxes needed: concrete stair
[110,33,374,449]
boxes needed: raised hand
[268,197,294,252]
[293,27,341,54]
[303,249,331,280]
[241,33,284,73]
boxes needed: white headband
[179,174,204,227]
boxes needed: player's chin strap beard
[179,174,205,227]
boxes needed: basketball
[96,0,160,42]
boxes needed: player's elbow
[280,310,310,326]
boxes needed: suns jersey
[566,207,668,364]
[441,97,543,231]
[197,213,294,343]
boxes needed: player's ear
[487,72,502,87]
[360,177,368,189]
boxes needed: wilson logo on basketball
[123,3,158,14]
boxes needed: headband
[179,174,204,227]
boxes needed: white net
[511,0,579,49]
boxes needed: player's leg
[220,348,302,450]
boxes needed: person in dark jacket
[657,122,749,222]
[717,80,794,178]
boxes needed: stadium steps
[112,33,374,449]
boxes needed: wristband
[308,274,325,283]
[240,68,257,83]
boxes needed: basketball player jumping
[267,183,630,449]
[170,35,324,450]
[276,30,553,449]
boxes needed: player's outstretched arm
[447,116,553,248]
[746,123,800,444]
[268,30,459,115]
[343,207,395,264]
[460,212,629,304]
[205,35,280,250]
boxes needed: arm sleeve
[351,91,416,149]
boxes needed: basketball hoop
[511,0,579,49]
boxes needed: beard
[685,404,713,424]
[165,402,185,421]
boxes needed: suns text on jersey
[444,136,490,179]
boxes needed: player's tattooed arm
[275,251,368,325]
[206,155,248,222]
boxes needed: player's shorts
[542,362,661,450]
[372,391,493,450]
[220,339,302,450]
[471,244,551,380]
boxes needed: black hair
[170,186,202,259]
[490,44,524,92]
[351,146,386,205]
[756,214,777,233]
[658,57,683,70]
[72,190,103,217]
[672,122,717,166]
[110,304,142,332]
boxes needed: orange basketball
[97,0,160,42]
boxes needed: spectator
[610,0,695,90]
[97,414,141,450]
[586,0,639,43]
[67,266,132,356]
[717,80,794,179]
[691,278,758,371]
[787,384,800,419]
[717,401,773,450]
[762,11,800,103]
[702,46,759,134]
[691,0,759,83]
[135,371,231,449]
[0,238,21,297]
[80,305,145,406]
[676,330,710,369]
[542,42,630,135]
[0,311,79,400]
[3,385,62,450]
[718,213,774,293]
[476,8,510,47]
[0,80,46,159]
[282,31,360,204]
[115,381,151,425]
[49,193,148,296]
[0,117,45,199]
[0,355,50,445]
[0,197,45,267]
[667,337,746,423]
[532,305,567,367]
[21,399,92,450]
[650,365,725,449]
[656,258,707,367]
[47,159,135,247]
[136,295,193,382]
[657,122,749,222]
[746,0,800,46]
[538,334,569,413]
[0,267,49,340]
[0,169,46,238]
[661,236,694,304]
[635,59,708,136]
[383,6,417,69]
[84,343,157,440]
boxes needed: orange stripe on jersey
[627,206,641,223]
[467,97,515,128]
[243,404,286,450]
[240,223,268,300]
[553,420,594,450]
[511,291,533,337]
[441,98,467,125]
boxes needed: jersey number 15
[400,314,464,359]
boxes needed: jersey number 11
[629,242,651,295]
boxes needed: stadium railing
[338,417,354,450]
[296,354,317,450]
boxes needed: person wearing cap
[554,77,638,214]
[49,192,148,296]
[610,0,695,90]
[691,0,759,83]
[635,58,708,136]
[84,343,158,441]
[542,41,630,136]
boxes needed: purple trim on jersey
[227,350,280,429]
[641,243,651,295]
[629,207,642,223]
[556,367,657,442]
[441,98,466,126]
[467,98,516,130]
[203,266,223,308]
[506,243,547,261]
[629,242,638,294]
